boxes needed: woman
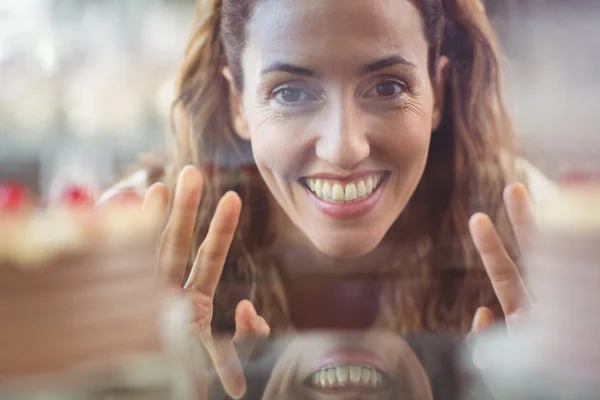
[100,0,554,396]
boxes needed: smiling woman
[103,0,554,340]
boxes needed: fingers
[202,335,247,399]
[233,300,271,342]
[184,191,242,296]
[470,307,496,334]
[469,213,532,317]
[231,301,270,398]
[504,183,534,252]
[159,166,203,286]
[143,182,169,215]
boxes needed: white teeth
[305,174,384,204]
[322,182,332,200]
[366,177,373,194]
[344,183,357,201]
[310,365,384,390]
[361,368,371,384]
[357,181,367,198]
[332,184,345,201]
[337,366,349,384]
[327,369,336,386]
[315,179,323,197]
[313,373,320,386]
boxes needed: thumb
[470,307,496,335]
[468,307,496,372]
[233,300,270,341]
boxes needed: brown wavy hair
[168,0,521,335]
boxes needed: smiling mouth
[301,172,387,204]
[305,363,388,392]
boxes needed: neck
[270,203,394,330]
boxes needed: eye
[364,79,407,99]
[272,86,318,104]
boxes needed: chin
[309,233,383,260]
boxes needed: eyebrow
[359,55,416,76]
[260,62,319,78]
[260,55,416,78]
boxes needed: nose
[315,99,370,170]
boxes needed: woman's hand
[103,166,269,399]
[469,183,534,334]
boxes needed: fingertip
[149,181,169,193]
[235,300,258,331]
[180,164,200,175]
[469,212,491,231]
[236,299,257,319]
[503,183,516,197]
[143,183,169,211]
[223,190,242,205]
[471,307,495,333]
[231,374,247,399]
[504,182,527,200]
[178,165,203,189]
[217,191,243,217]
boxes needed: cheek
[377,107,433,168]
[247,117,311,177]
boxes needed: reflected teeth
[310,365,384,389]
[306,174,384,204]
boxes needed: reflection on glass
[207,331,465,400]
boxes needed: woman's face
[228,0,444,258]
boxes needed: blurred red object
[562,171,600,183]
[0,183,30,212]
[59,186,95,207]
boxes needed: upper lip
[301,171,387,182]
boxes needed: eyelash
[270,84,319,107]
[270,77,409,107]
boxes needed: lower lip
[305,176,387,220]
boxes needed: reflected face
[230,0,441,258]
[261,331,433,400]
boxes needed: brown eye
[377,82,399,96]
[376,81,404,97]
[281,88,303,102]
[364,79,407,99]
[272,86,318,105]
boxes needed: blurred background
[1,0,599,195]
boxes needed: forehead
[245,0,428,74]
